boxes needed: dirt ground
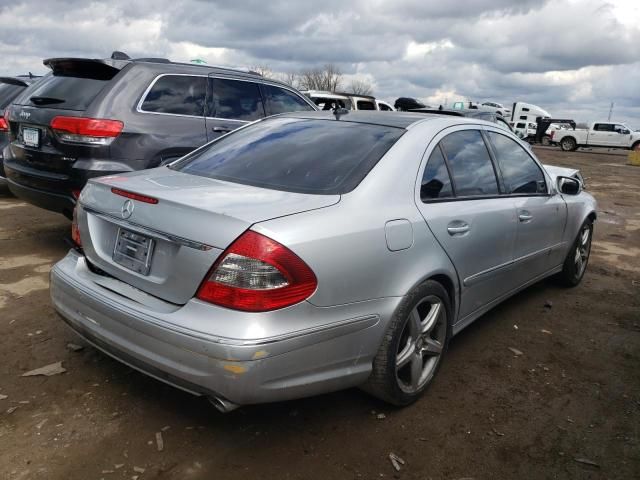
[0,147,639,480]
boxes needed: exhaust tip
[208,396,239,413]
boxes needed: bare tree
[348,78,373,96]
[298,64,343,91]
[277,71,300,89]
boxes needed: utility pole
[607,102,614,121]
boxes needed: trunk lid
[77,167,339,304]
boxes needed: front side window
[421,146,453,201]
[262,84,313,116]
[173,118,404,195]
[209,78,264,121]
[439,130,499,197]
[487,132,546,194]
[141,75,206,116]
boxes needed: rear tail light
[0,117,8,132]
[71,206,82,247]
[51,116,123,145]
[111,187,158,204]
[197,231,317,312]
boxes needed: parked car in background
[478,101,511,118]
[336,92,378,110]
[301,90,351,110]
[0,74,41,186]
[376,100,395,111]
[4,52,317,218]
[551,121,640,151]
[51,111,596,411]
[395,97,427,111]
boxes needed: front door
[415,128,518,321]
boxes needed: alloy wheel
[574,225,591,277]
[395,295,447,393]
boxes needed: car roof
[277,110,456,129]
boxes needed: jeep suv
[4,53,317,218]
[0,75,41,186]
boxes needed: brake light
[71,206,82,247]
[111,187,158,204]
[197,231,317,312]
[0,117,8,132]
[51,116,123,145]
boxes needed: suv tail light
[0,117,8,132]
[51,116,123,145]
[197,231,317,312]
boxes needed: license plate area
[113,228,154,276]
[22,127,40,148]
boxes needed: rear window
[23,74,110,111]
[172,117,404,194]
[357,100,376,110]
[0,83,25,109]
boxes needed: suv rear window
[173,118,404,194]
[22,75,110,111]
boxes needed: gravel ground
[0,147,639,479]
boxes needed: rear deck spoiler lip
[0,76,31,87]
[43,57,129,73]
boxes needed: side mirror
[557,176,582,195]
[623,129,631,135]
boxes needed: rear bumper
[51,250,395,406]
[4,158,125,218]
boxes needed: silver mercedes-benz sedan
[50,111,597,411]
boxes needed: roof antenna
[29,72,34,79]
[332,102,349,120]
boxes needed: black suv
[4,53,317,218]
[1,74,41,186]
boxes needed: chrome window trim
[136,72,316,121]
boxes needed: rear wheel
[560,137,577,152]
[632,141,640,151]
[541,135,551,146]
[557,219,593,287]
[363,280,450,406]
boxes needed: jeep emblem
[19,111,30,119]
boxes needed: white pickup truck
[551,122,640,152]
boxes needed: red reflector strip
[51,116,123,137]
[111,187,158,204]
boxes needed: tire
[560,137,577,152]
[557,219,593,287]
[541,135,551,146]
[632,141,640,152]
[363,280,451,406]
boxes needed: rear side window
[209,78,264,121]
[421,146,453,201]
[0,83,25,109]
[262,84,313,116]
[487,132,546,194]
[439,130,499,197]
[141,75,206,116]
[357,100,376,110]
[378,103,392,111]
[173,118,404,195]
[23,75,110,111]
[593,123,613,131]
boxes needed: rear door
[137,74,208,163]
[206,77,265,141]
[485,129,566,284]
[415,127,517,321]
[589,123,614,146]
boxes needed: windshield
[172,117,404,195]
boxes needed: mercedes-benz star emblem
[121,199,134,219]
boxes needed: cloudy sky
[1,0,639,127]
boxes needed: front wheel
[557,219,593,287]
[560,137,577,151]
[363,280,451,406]
[632,141,640,152]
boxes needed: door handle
[518,211,533,222]
[447,222,470,235]
[212,126,232,133]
